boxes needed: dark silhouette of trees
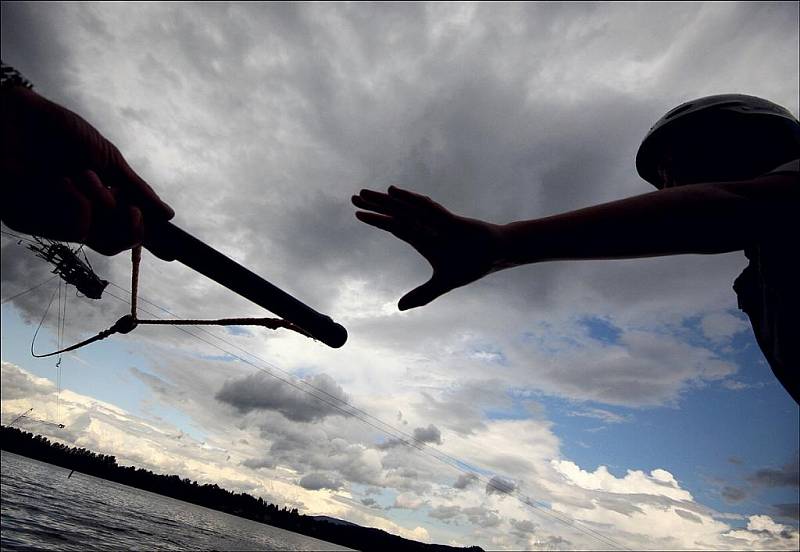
[0,425,482,552]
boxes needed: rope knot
[111,314,138,334]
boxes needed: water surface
[1,451,351,551]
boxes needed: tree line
[0,425,482,552]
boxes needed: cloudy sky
[1,2,798,549]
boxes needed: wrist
[495,219,551,269]
[493,222,525,271]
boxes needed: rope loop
[31,245,314,357]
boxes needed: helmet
[636,94,800,188]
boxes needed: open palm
[352,186,503,310]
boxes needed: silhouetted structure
[28,237,108,299]
[0,426,483,552]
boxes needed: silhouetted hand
[352,186,504,310]
[1,86,174,255]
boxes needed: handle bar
[143,221,347,348]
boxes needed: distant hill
[309,514,482,551]
[310,515,362,528]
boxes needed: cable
[1,275,59,305]
[102,285,631,550]
[30,283,59,358]
[56,279,68,423]
[0,228,37,244]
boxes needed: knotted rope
[32,246,312,358]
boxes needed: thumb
[398,277,451,311]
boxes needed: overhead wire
[0,228,37,244]
[15,280,68,429]
[103,282,631,551]
[56,279,68,423]
[1,275,59,305]
[30,283,60,358]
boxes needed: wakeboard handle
[143,221,347,348]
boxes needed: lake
[0,451,352,551]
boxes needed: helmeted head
[636,94,800,189]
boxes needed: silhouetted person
[1,61,174,255]
[353,95,799,403]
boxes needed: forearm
[496,177,796,267]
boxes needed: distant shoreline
[0,426,483,552]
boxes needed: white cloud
[4,361,800,550]
[747,514,790,534]
[552,460,693,501]
[393,492,427,510]
[568,407,631,424]
[721,515,800,550]
[701,312,750,342]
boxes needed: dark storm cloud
[215,372,350,422]
[453,472,479,489]
[0,236,53,319]
[242,457,275,470]
[509,518,537,542]
[374,438,402,451]
[486,475,516,496]
[772,503,800,522]
[0,2,76,99]
[245,416,385,488]
[377,423,443,450]
[298,472,343,491]
[462,505,502,528]
[747,456,800,489]
[360,497,380,508]
[412,424,443,445]
[721,485,748,503]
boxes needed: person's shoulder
[763,158,799,177]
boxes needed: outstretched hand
[1,86,174,255]
[352,186,505,310]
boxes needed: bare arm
[499,175,797,265]
[353,175,797,310]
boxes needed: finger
[353,189,417,217]
[355,211,419,243]
[73,169,116,212]
[86,205,144,256]
[398,277,451,311]
[109,151,174,219]
[352,194,409,217]
[54,177,93,243]
[3,176,92,243]
[355,211,401,233]
[387,185,448,215]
